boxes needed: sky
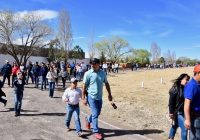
[0,0,200,59]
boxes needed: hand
[185,119,191,129]
[108,95,112,101]
[83,99,87,106]
[64,98,69,103]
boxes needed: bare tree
[171,50,176,63]
[88,28,95,59]
[150,42,161,63]
[57,9,73,63]
[0,10,51,65]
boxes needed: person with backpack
[0,80,7,106]
[168,73,190,140]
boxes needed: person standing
[168,73,190,140]
[82,58,113,140]
[46,67,57,98]
[62,78,82,137]
[13,72,26,116]
[11,62,20,88]
[102,62,108,75]
[184,64,200,140]
[33,62,41,88]
[40,63,48,91]
[1,60,12,87]
[26,61,34,85]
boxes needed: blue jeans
[65,104,81,133]
[168,114,188,140]
[14,92,23,114]
[48,82,55,97]
[41,76,46,90]
[190,117,200,140]
[87,95,102,133]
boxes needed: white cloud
[158,30,173,38]
[97,35,105,38]
[109,29,132,36]
[73,36,86,40]
[16,10,58,20]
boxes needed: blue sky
[0,0,200,59]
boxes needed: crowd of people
[1,58,200,140]
[0,58,116,139]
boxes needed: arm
[105,82,112,101]
[184,98,191,129]
[62,89,69,102]
[82,83,87,105]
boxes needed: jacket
[168,84,184,114]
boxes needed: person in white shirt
[102,62,108,75]
[46,67,57,98]
[62,78,82,137]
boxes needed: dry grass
[100,67,194,139]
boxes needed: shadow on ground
[20,112,66,116]
[0,108,38,112]
[80,128,164,139]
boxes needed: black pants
[0,96,7,104]
[2,74,10,86]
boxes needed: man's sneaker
[77,132,83,137]
[66,127,71,132]
[93,133,103,140]
[85,117,91,130]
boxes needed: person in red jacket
[11,62,20,88]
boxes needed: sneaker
[93,133,103,140]
[77,132,82,137]
[85,117,91,130]
[66,127,71,132]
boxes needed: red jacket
[12,66,20,75]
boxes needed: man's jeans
[26,72,34,84]
[65,104,81,133]
[34,75,39,88]
[41,76,46,90]
[190,117,200,140]
[14,92,23,114]
[168,114,187,140]
[48,82,55,97]
[87,95,102,133]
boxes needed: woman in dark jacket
[168,73,190,140]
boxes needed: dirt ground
[98,67,194,140]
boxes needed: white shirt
[102,63,108,69]
[62,87,82,105]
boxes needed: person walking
[13,72,26,116]
[0,80,7,106]
[1,60,12,87]
[82,58,113,140]
[26,61,34,85]
[46,67,57,98]
[40,63,48,91]
[62,78,83,137]
[168,73,190,140]
[11,62,20,88]
[184,64,200,140]
[33,62,41,88]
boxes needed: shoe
[66,127,71,132]
[4,100,7,107]
[93,133,103,140]
[85,117,91,130]
[77,132,82,137]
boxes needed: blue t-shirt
[83,68,108,100]
[184,78,200,112]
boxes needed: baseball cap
[5,60,8,63]
[90,58,100,64]
[71,78,78,83]
[194,64,200,73]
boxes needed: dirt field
[97,67,194,139]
